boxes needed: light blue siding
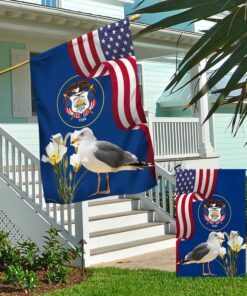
[1,124,39,158]
[0,41,27,123]
[212,108,247,169]
[142,60,175,115]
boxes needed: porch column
[191,61,216,158]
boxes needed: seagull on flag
[70,128,152,195]
[179,232,225,276]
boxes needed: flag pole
[0,14,141,76]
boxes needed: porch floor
[92,247,176,272]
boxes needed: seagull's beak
[71,138,79,145]
[218,237,225,246]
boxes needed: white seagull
[70,128,152,196]
[180,232,225,276]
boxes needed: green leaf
[135,0,245,36]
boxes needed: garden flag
[176,169,246,277]
[30,18,156,204]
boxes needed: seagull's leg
[202,263,208,276]
[89,173,101,196]
[208,262,215,276]
[100,173,111,194]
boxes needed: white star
[111,55,116,59]
[112,30,116,34]
[107,24,111,28]
[105,51,109,55]
[126,33,130,38]
[104,32,108,36]
[115,42,119,47]
[107,44,111,48]
[113,49,117,53]
[120,27,124,32]
[109,37,113,42]
[117,35,121,40]
[121,48,126,52]
[130,45,133,49]
[100,27,103,31]
[116,22,119,27]
[123,40,128,45]
[124,19,127,25]
[120,54,124,58]
[102,39,105,44]
[128,52,132,56]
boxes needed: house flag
[176,169,246,277]
[30,18,157,204]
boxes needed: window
[41,0,58,7]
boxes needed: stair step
[90,222,165,238]
[89,210,153,222]
[91,235,175,256]
[88,197,139,206]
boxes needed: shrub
[46,264,69,283]
[17,241,39,271]
[0,230,18,268]
[41,227,80,283]
[5,264,39,291]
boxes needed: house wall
[212,106,247,169]
[141,60,175,115]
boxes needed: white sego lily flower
[70,154,81,172]
[219,247,226,258]
[41,138,67,165]
[228,233,245,252]
[229,230,239,240]
[51,133,63,145]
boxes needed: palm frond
[132,0,247,133]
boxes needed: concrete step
[89,235,176,265]
[88,198,140,217]
[89,210,154,232]
[89,222,168,249]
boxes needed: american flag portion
[67,18,147,130]
[176,169,218,240]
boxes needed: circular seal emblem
[57,75,104,128]
[198,194,231,231]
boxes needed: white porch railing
[148,113,200,161]
[0,126,86,251]
[145,163,176,219]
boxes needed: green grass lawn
[44,267,247,296]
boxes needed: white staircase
[0,124,176,266]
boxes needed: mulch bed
[0,267,90,295]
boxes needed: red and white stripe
[176,169,218,240]
[68,30,108,78]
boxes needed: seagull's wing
[185,242,210,261]
[94,141,138,168]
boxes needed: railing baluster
[0,135,3,173]
[18,150,22,189]
[162,177,166,212]
[38,169,43,207]
[53,203,57,223]
[5,139,9,177]
[60,204,65,228]
[67,204,72,235]
[31,161,36,201]
[11,144,16,184]
[169,182,174,218]
[25,156,29,196]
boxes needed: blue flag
[176,169,246,277]
[30,18,156,204]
